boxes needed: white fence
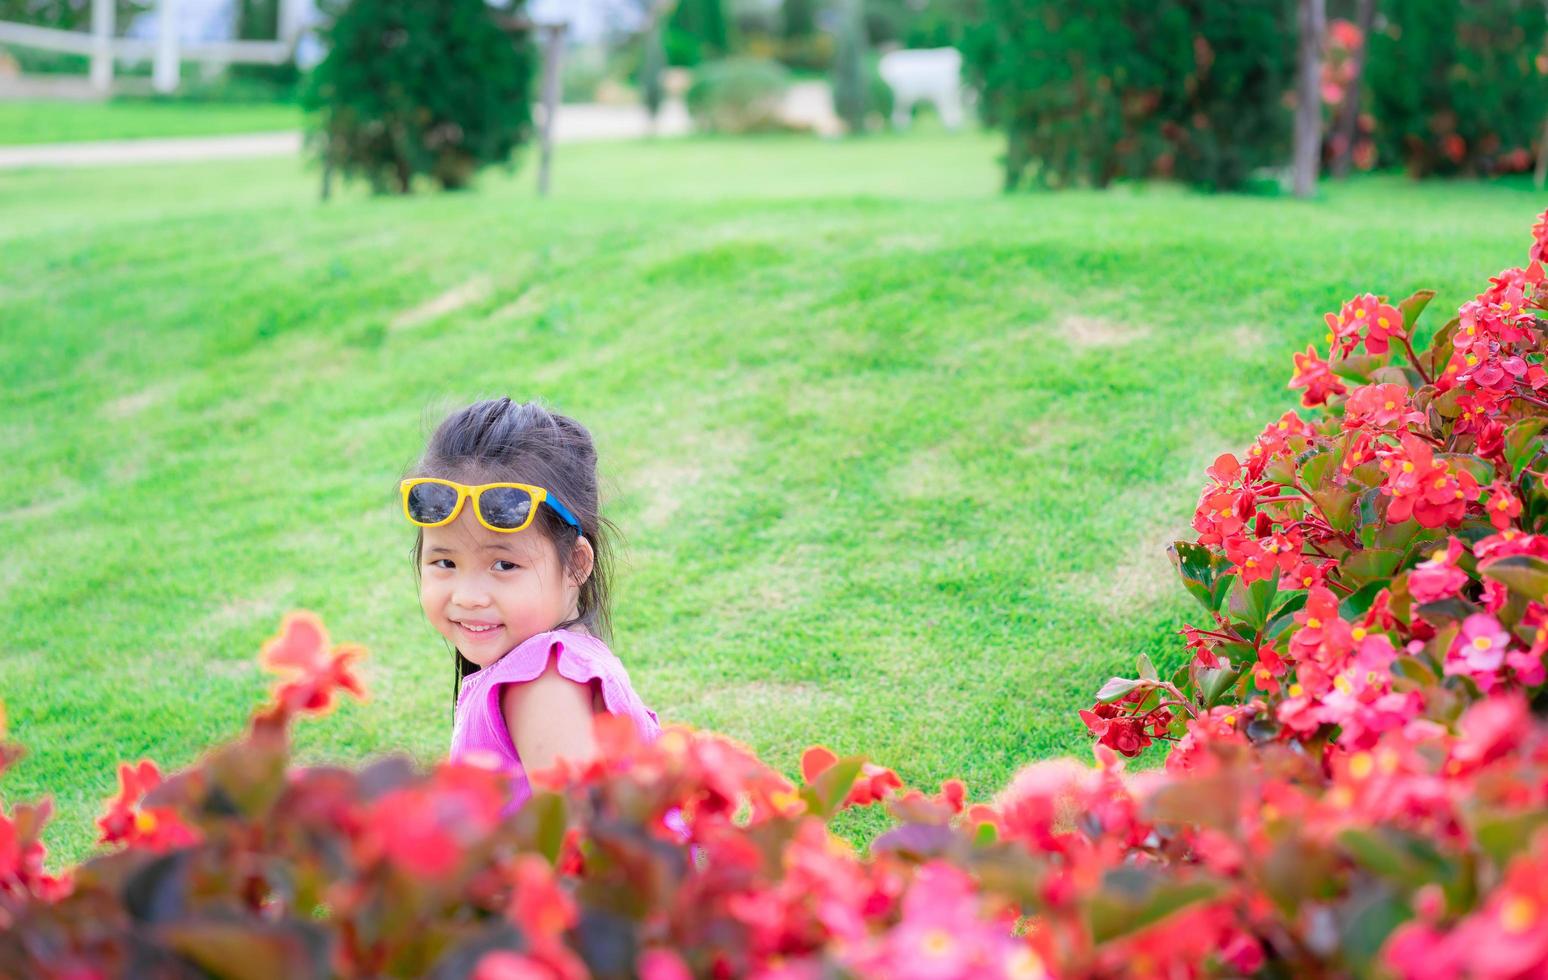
[0,0,305,93]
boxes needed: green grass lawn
[0,99,301,144]
[1,130,1542,867]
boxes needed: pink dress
[449,628,661,811]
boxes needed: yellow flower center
[1402,462,1415,473]
[1472,636,1493,651]
[1307,617,1322,629]
[922,930,956,958]
[1502,896,1537,934]
[1352,627,1368,641]
[1349,752,1374,779]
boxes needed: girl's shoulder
[481,628,619,683]
[477,627,660,734]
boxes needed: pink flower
[1407,538,1469,604]
[1445,614,1511,690]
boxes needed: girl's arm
[500,652,600,774]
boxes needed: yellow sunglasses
[399,478,583,535]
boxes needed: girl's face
[419,506,593,667]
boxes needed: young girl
[400,397,660,810]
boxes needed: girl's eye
[493,560,520,572]
[428,558,454,569]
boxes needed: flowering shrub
[4,211,1548,977]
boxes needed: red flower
[800,746,901,808]
[1343,383,1423,431]
[1289,345,1347,407]
[1325,293,1406,356]
[96,759,199,852]
[1485,480,1523,531]
[358,760,507,878]
[1378,433,1481,528]
[259,611,367,720]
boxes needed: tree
[666,0,729,64]
[302,0,536,194]
[1293,0,1326,197]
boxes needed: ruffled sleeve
[476,631,661,757]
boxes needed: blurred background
[3,0,1547,865]
[2,0,1542,188]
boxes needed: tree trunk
[1293,0,1326,198]
[1331,0,1374,178]
[536,22,565,198]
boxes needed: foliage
[665,0,730,67]
[684,56,789,134]
[300,0,535,193]
[1364,0,1548,177]
[1089,208,1548,763]
[962,0,1298,191]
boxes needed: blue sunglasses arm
[543,494,584,535]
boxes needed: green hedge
[1364,0,1548,176]
[963,0,1297,191]
[301,0,535,193]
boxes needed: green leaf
[1338,827,1456,891]
[1505,419,1547,477]
[1480,555,1548,604]
[1414,596,1480,626]
[1200,665,1244,707]
[1339,580,1390,620]
[1234,571,1281,630]
[1391,655,1439,686]
[1136,653,1158,682]
[1429,387,1464,419]
[1311,487,1358,533]
[1333,354,1384,384]
[1424,316,1462,377]
[1265,454,1298,486]
[1338,885,1413,968]
[1300,449,1334,490]
[1375,520,1421,553]
[1170,541,1231,613]
[1096,676,1146,703]
[1398,289,1435,332]
[1474,810,1548,868]
[1341,549,1402,584]
[1086,868,1224,944]
[527,792,568,865]
[1439,453,1495,488]
[800,756,863,818]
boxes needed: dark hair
[405,397,621,712]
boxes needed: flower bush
[4,210,1548,977]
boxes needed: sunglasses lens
[406,482,459,524]
[479,486,533,530]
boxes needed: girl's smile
[419,505,593,668]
